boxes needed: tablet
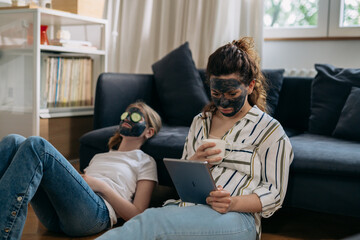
[163,158,216,204]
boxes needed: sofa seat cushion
[142,125,189,160]
[283,127,303,138]
[80,125,118,152]
[80,125,189,161]
[290,133,360,177]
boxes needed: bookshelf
[0,8,107,157]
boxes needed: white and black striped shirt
[181,105,294,236]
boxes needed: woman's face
[119,107,147,137]
[210,73,248,117]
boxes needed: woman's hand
[189,142,223,164]
[206,186,233,213]
[81,174,109,193]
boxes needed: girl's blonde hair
[203,37,268,117]
[108,101,162,150]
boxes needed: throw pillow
[308,64,356,135]
[332,87,360,141]
[152,42,209,126]
[263,69,285,116]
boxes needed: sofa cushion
[283,127,303,138]
[333,87,360,141]
[263,69,285,116]
[80,125,118,152]
[152,42,209,126]
[274,77,312,132]
[309,64,360,135]
[142,125,189,160]
[80,124,189,158]
[289,133,360,177]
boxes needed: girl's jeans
[0,134,110,240]
[97,204,256,240]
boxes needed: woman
[0,101,161,239]
[97,37,293,240]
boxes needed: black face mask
[210,78,248,117]
[119,107,147,137]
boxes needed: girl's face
[210,74,248,117]
[119,107,147,137]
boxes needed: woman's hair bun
[231,37,254,53]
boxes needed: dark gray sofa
[79,70,360,219]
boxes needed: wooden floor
[21,160,360,240]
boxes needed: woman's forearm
[230,194,262,213]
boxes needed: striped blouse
[181,105,294,236]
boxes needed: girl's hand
[206,186,233,213]
[81,174,109,193]
[189,142,223,164]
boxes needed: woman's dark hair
[203,37,268,117]
[108,101,162,150]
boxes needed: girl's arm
[82,175,156,220]
[101,180,156,221]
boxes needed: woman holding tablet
[97,37,293,240]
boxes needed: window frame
[264,0,360,39]
[328,0,360,37]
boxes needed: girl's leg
[0,134,26,178]
[30,186,63,233]
[97,205,256,240]
[29,136,110,235]
[0,136,109,239]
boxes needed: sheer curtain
[106,0,263,73]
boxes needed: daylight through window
[264,0,319,28]
[264,0,360,38]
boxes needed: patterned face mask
[119,107,146,137]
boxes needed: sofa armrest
[93,73,155,129]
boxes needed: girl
[0,101,161,239]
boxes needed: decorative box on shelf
[52,0,105,19]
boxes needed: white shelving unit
[0,8,107,138]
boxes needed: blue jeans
[97,205,256,240]
[0,134,110,240]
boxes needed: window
[329,0,360,36]
[264,0,318,28]
[264,0,360,38]
[343,0,360,26]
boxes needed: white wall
[262,40,360,76]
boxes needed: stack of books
[41,55,93,108]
